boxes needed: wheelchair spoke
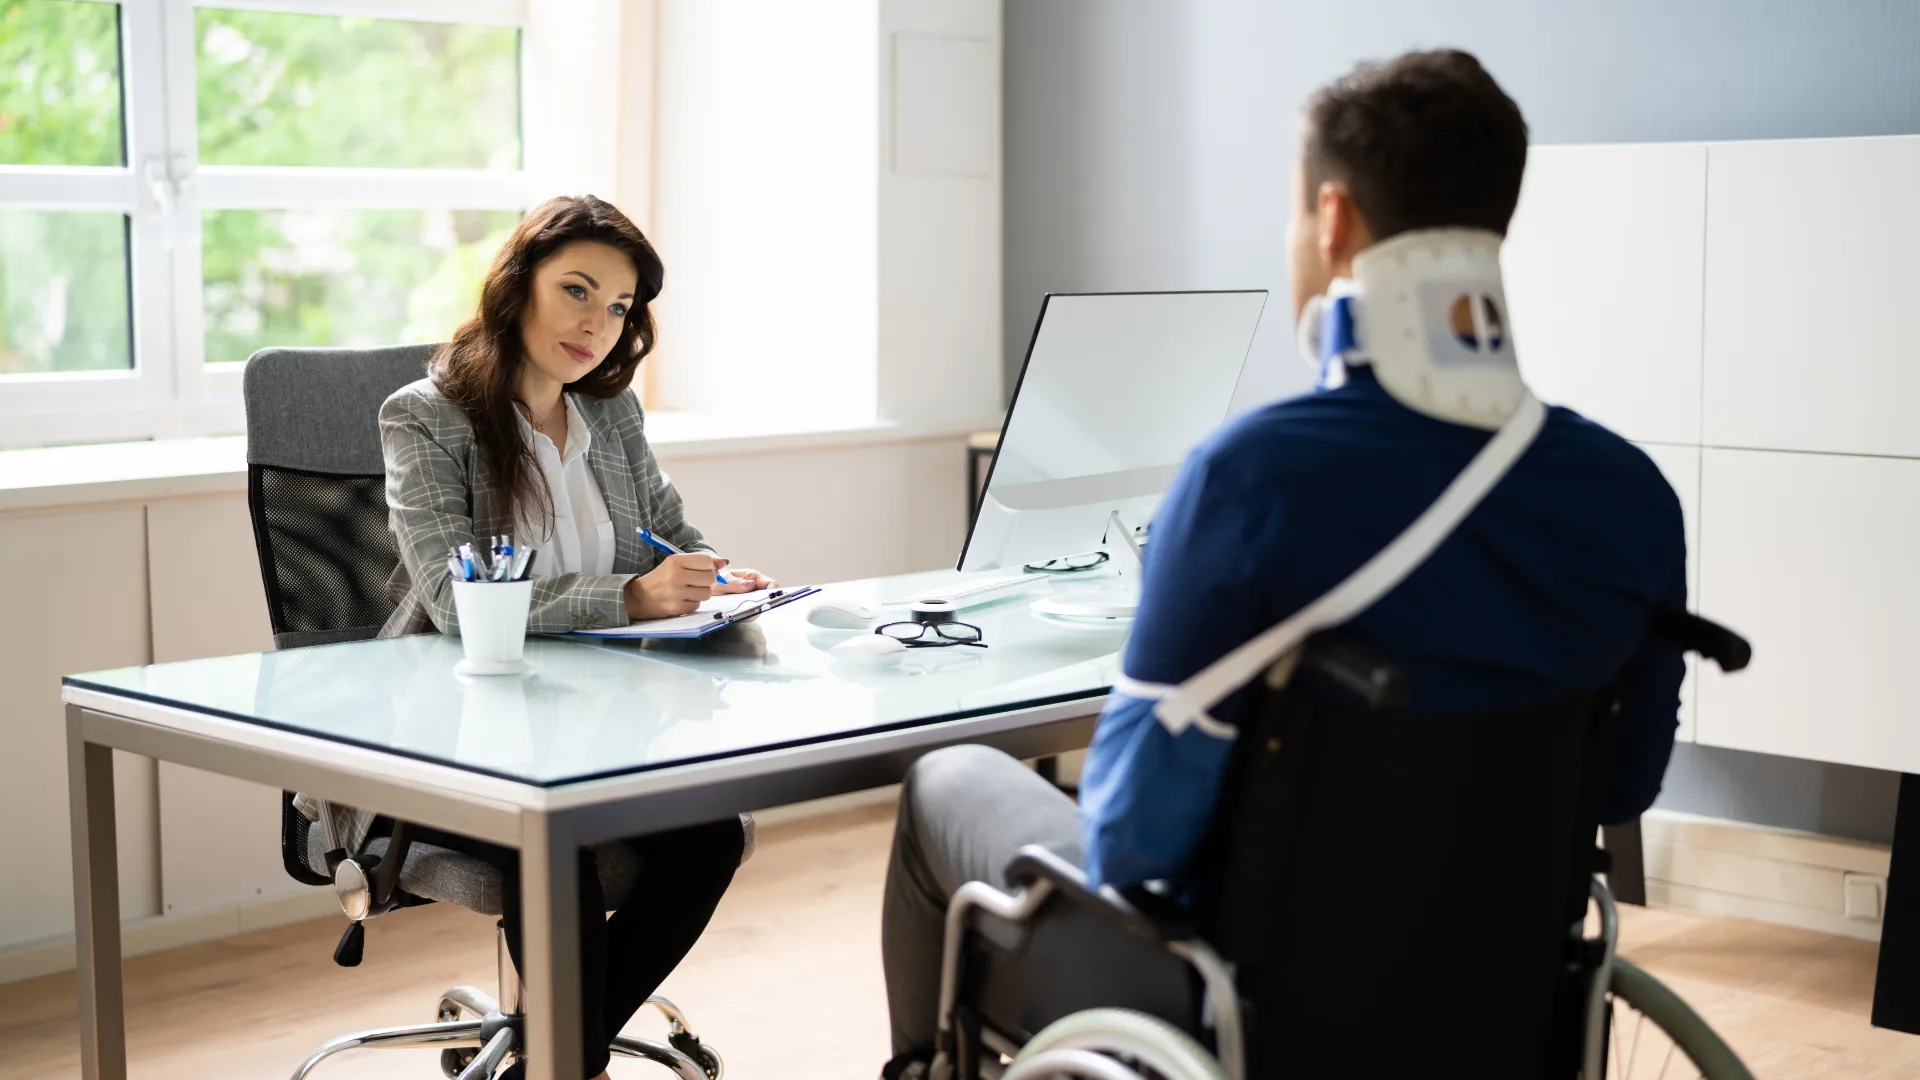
[1655,1039,1678,1080]
[1611,1000,1625,1080]
[1627,1008,1646,1075]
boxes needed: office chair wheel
[1604,958,1755,1080]
[669,1034,723,1080]
[1006,1008,1227,1080]
[436,989,500,1078]
[440,1047,478,1078]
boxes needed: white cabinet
[0,506,158,948]
[1696,448,1920,772]
[146,494,288,918]
[1637,443,1701,742]
[1503,143,1707,445]
[1703,137,1920,457]
[1507,134,1920,772]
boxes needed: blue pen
[637,527,729,584]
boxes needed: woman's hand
[713,568,778,595]
[625,554,725,620]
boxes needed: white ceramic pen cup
[450,578,535,676]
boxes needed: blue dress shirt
[1078,369,1688,889]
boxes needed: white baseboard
[0,888,338,986]
[1640,809,1891,942]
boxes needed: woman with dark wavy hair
[377,194,770,1080]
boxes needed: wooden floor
[4,803,1917,1078]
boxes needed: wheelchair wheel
[1604,958,1754,1080]
[1005,1008,1228,1080]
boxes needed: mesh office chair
[933,619,1756,1080]
[243,345,744,1080]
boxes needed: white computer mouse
[830,634,906,667]
[807,599,878,629]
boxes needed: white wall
[650,1,881,421]
[523,0,629,204]
[877,0,1004,428]
[649,0,1004,430]
[664,436,970,582]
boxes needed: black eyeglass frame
[1023,551,1112,574]
[874,620,988,649]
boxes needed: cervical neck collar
[1297,228,1528,430]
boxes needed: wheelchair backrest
[1197,679,1611,1078]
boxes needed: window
[0,0,530,447]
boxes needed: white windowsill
[0,412,999,514]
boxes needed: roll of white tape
[910,598,959,624]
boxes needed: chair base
[290,984,719,1080]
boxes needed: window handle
[143,154,189,250]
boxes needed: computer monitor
[959,290,1268,612]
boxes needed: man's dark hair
[1302,49,1529,239]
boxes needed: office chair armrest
[1003,844,1199,943]
[368,821,413,913]
[1651,609,1752,672]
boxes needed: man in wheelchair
[878,50,1740,1079]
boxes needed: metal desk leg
[521,811,585,1080]
[1602,820,1647,907]
[1873,773,1920,1032]
[68,707,127,1080]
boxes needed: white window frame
[0,0,531,447]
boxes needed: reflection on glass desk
[66,571,1133,787]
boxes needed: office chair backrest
[1196,654,1611,1078]
[244,344,434,889]
[243,344,435,649]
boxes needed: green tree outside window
[0,0,129,374]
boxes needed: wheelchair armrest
[1652,608,1751,673]
[1299,633,1409,711]
[1003,844,1198,944]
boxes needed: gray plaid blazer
[378,377,711,638]
[294,378,724,853]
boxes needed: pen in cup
[492,536,515,578]
[637,526,730,584]
[450,540,535,582]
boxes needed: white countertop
[0,413,996,514]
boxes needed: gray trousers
[881,744,1084,1056]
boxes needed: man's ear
[1316,181,1353,266]
[1318,182,1374,273]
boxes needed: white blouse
[514,395,616,578]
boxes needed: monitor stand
[1032,511,1145,620]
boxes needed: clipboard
[561,586,821,640]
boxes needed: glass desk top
[66,571,1131,787]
